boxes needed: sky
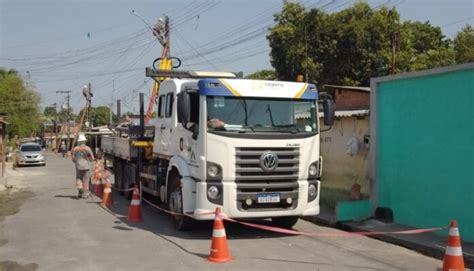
[0,0,473,113]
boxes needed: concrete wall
[371,63,474,242]
[320,115,370,196]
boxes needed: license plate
[257,193,280,203]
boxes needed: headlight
[206,162,222,181]
[207,186,219,199]
[308,184,317,197]
[309,164,318,176]
[308,161,319,178]
[207,165,219,178]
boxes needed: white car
[15,143,46,167]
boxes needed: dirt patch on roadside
[0,190,38,270]
[0,261,38,271]
[0,190,34,222]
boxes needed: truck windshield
[206,96,318,134]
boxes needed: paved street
[0,153,442,271]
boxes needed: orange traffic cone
[101,181,113,207]
[127,186,143,223]
[95,179,103,197]
[442,220,465,271]
[208,208,233,263]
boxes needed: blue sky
[0,0,473,113]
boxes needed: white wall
[319,115,370,195]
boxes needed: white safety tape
[212,228,226,238]
[449,227,459,236]
[445,246,463,256]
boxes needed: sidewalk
[303,205,474,268]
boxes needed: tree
[267,2,457,86]
[0,68,41,138]
[454,25,474,64]
[57,108,75,123]
[43,106,57,118]
[245,70,278,80]
[77,106,114,127]
[267,3,316,82]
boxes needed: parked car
[15,143,46,167]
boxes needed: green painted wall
[376,68,474,242]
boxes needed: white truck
[102,69,334,229]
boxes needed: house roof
[324,84,370,92]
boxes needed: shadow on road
[54,195,78,200]
[252,257,386,270]
[105,192,291,241]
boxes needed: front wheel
[168,175,194,230]
[272,216,299,229]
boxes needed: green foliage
[0,68,41,138]
[245,70,278,80]
[56,108,75,123]
[43,106,57,118]
[77,106,114,127]
[454,25,474,64]
[268,2,463,86]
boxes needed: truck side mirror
[177,91,191,125]
[323,99,335,126]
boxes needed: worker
[207,118,226,129]
[60,141,66,157]
[72,134,95,199]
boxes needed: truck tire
[272,216,299,229]
[168,174,194,230]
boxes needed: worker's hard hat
[77,134,87,142]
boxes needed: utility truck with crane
[101,16,335,229]
[102,68,335,229]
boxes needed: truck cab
[143,69,334,229]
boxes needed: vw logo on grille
[260,152,278,173]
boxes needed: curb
[302,216,474,268]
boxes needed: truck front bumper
[192,180,320,220]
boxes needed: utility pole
[110,80,115,126]
[88,82,92,133]
[391,32,397,75]
[56,91,71,152]
[52,102,58,150]
[389,9,397,75]
[137,93,145,186]
[116,99,121,123]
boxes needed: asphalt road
[0,153,442,270]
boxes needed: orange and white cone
[442,220,465,271]
[208,207,233,263]
[93,161,100,181]
[127,186,143,223]
[95,179,103,197]
[101,180,113,207]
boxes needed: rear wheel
[272,216,299,229]
[168,174,194,230]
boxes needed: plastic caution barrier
[101,181,113,207]
[208,208,233,263]
[127,186,143,223]
[443,220,465,271]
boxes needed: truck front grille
[235,147,299,183]
[235,147,300,211]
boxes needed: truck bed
[102,136,137,160]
